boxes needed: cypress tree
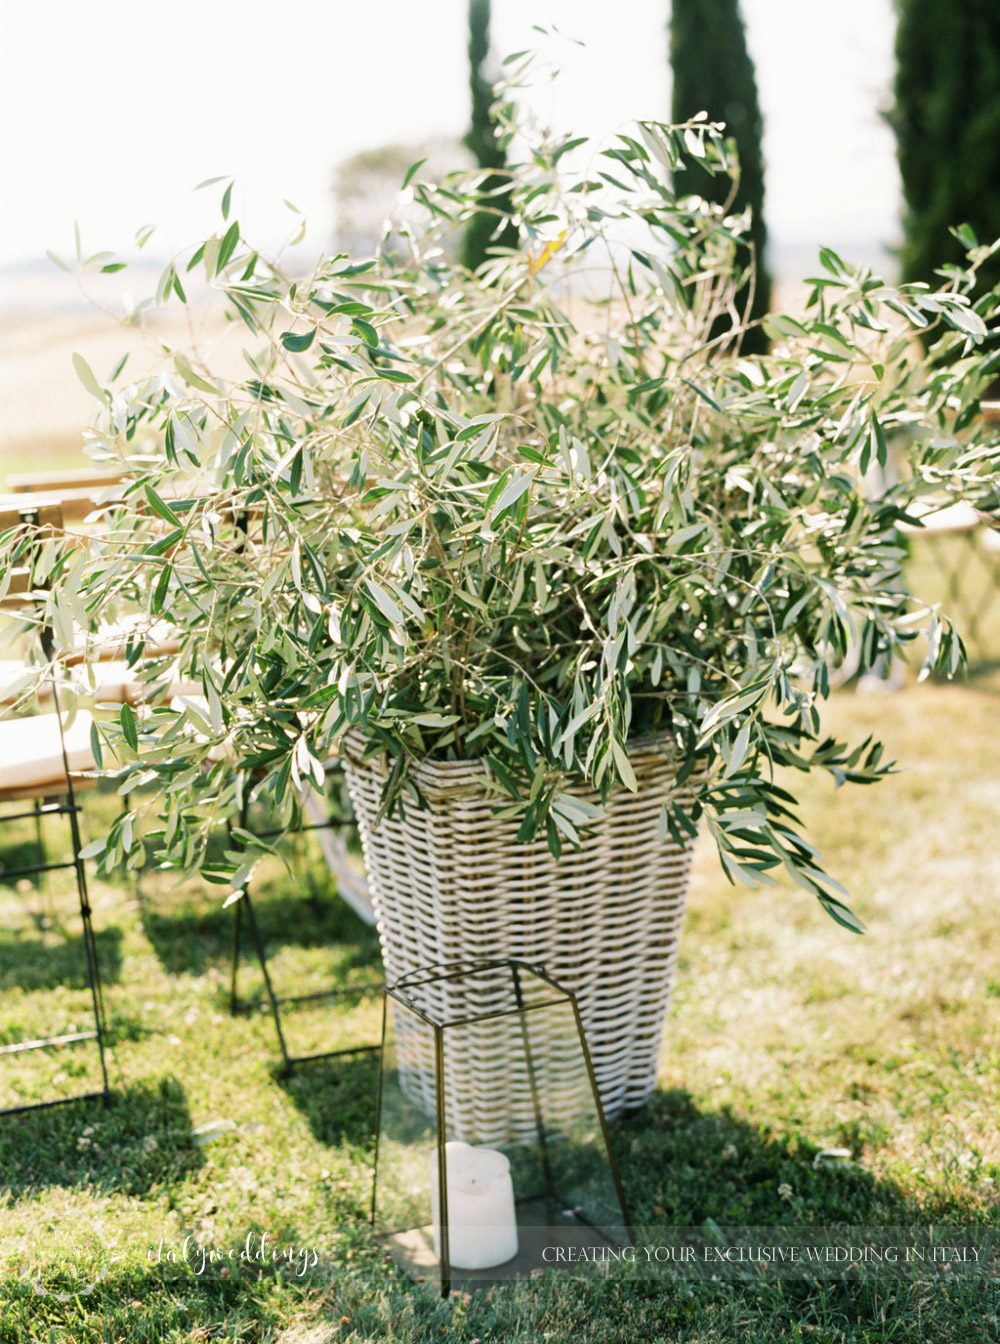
[461,0,518,273]
[670,0,771,353]
[891,0,1000,297]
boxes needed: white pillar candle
[430,1140,519,1270]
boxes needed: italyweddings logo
[8,1208,122,1300]
[149,1231,319,1277]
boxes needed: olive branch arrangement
[10,87,1000,931]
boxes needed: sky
[0,0,899,283]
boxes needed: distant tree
[670,0,771,353]
[333,138,470,258]
[890,0,1000,298]
[461,0,518,273]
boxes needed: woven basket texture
[342,736,699,1139]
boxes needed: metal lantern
[371,959,632,1296]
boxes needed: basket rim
[339,728,692,803]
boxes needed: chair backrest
[0,499,64,534]
[6,468,126,493]
[0,486,108,526]
[0,501,64,601]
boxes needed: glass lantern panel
[372,996,440,1248]
[514,994,631,1248]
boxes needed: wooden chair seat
[80,617,182,663]
[0,710,96,797]
[0,660,53,706]
[897,501,984,535]
[71,658,199,705]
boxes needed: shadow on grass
[617,1087,986,1228]
[0,833,52,887]
[142,883,380,981]
[0,1075,204,1199]
[0,924,123,993]
[278,1069,993,1246]
[278,1047,382,1153]
[278,1061,994,1240]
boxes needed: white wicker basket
[342,736,699,1136]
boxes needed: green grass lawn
[2,679,1000,1341]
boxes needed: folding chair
[0,500,110,1115]
[219,504,378,1071]
[227,782,379,1075]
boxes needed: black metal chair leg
[77,897,112,1109]
[32,799,45,888]
[242,887,293,1074]
[66,793,111,1107]
[229,895,244,1016]
[226,788,380,1071]
[0,794,111,1117]
[30,798,51,931]
[228,797,292,1071]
